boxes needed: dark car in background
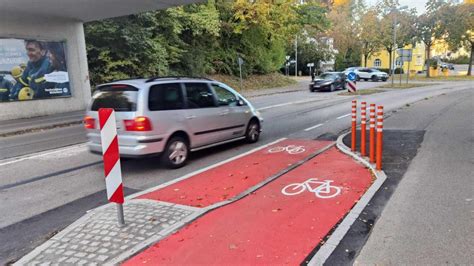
[309,72,346,92]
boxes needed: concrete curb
[307,132,388,266]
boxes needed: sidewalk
[0,110,84,137]
[0,81,307,137]
[16,138,375,265]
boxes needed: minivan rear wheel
[245,120,260,143]
[161,136,189,169]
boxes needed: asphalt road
[0,80,471,263]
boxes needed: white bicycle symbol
[268,145,306,155]
[282,178,341,199]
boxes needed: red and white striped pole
[351,100,357,151]
[99,108,125,226]
[360,102,367,156]
[376,106,384,170]
[369,104,376,163]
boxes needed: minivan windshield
[91,85,138,112]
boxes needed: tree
[416,0,448,77]
[85,0,331,83]
[376,0,417,73]
[359,8,382,67]
[327,5,362,70]
[439,3,474,76]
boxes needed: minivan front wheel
[161,136,189,169]
[245,120,260,143]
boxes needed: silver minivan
[84,77,263,168]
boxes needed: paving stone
[65,257,79,263]
[17,201,200,265]
[96,255,109,262]
[85,247,99,253]
[97,248,108,254]
[77,259,88,265]
[75,252,87,258]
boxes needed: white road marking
[258,98,322,111]
[336,113,351,120]
[304,123,324,132]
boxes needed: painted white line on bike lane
[304,123,324,132]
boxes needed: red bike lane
[126,146,373,265]
[138,139,333,207]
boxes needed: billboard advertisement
[0,38,71,102]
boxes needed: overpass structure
[0,0,199,120]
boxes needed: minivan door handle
[185,115,196,120]
[219,109,230,116]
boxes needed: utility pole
[391,5,408,88]
[391,13,397,88]
[295,36,298,77]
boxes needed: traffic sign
[307,63,314,67]
[397,49,412,61]
[237,57,244,65]
[347,72,357,81]
[99,108,125,226]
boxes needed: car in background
[84,77,263,169]
[343,67,388,82]
[440,62,455,70]
[309,72,346,92]
[367,68,389,81]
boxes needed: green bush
[427,59,438,69]
[443,55,470,64]
[377,68,404,74]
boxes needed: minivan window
[91,85,138,112]
[184,83,216,108]
[212,84,238,107]
[149,83,184,111]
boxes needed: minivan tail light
[84,116,96,129]
[124,116,152,131]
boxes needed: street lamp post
[285,55,290,76]
[391,5,408,88]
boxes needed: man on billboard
[21,40,51,98]
[0,38,71,102]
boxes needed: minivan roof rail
[145,76,213,83]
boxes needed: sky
[365,0,428,14]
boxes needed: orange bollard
[361,102,367,156]
[369,104,376,163]
[376,106,384,170]
[351,100,357,151]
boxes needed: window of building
[374,59,382,67]
[395,58,402,67]
[416,55,423,66]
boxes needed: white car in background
[343,67,388,82]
